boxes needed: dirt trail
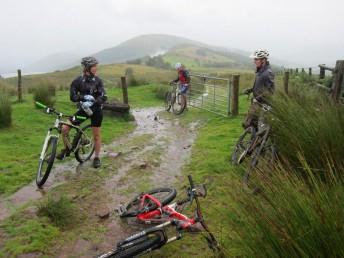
[0,107,200,258]
[57,107,200,258]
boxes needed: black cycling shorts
[70,107,103,127]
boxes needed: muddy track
[0,107,200,258]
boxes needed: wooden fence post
[17,69,22,102]
[290,68,293,75]
[331,60,344,103]
[231,75,240,116]
[284,71,289,95]
[121,76,129,104]
[227,79,231,115]
[309,68,312,76]
[319,65,325,79]
[301,68,305,73]
[296,68,299,74]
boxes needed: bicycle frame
[136,197,196,229]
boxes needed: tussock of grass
[0,93,12,128]
[270,87,344,181]
[37,195,76,228]
[151,84,169,100]
[33,81,56,107]
[226,161,344,257]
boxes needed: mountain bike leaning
[35,101,95,188]
[231,94,277,184]
[97,175,222,258]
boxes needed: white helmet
[249,49,270,59]
[175,62,182,69]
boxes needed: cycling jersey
[70,75,107,106]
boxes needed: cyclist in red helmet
[171,63,191,110]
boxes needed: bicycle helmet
[175,62,182,70]
[81,56,99,69]
[249,49,270,59]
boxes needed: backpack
[184,70,191,84]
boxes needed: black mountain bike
[35,102,95,188]
[231,98,276,184]
[165,82,186,115]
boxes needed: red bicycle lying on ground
[96,175,222,258]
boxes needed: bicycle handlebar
[35,101,87,120]
[35,101,47,109]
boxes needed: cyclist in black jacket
[56,57,107,168]
[243,49,275,128]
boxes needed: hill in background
[23,34,278,73]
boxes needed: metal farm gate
[188,73,232,117]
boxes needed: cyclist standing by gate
[243,49,275,128]
[56,56,107,168]
[171,63,191,110]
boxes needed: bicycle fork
[39,129,59,160]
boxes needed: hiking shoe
[56,148,71,160]
[93,157,101,168]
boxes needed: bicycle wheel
[120,187,177,217]
[36,136,58,188]
[75,124,95,163]
[99,233,163,258]
[172,92,186,115]
[164,91,172,112]
[231,126,256,165]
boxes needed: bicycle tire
[100,233,163,258]
[172,92,186,115]
[164,91,172,112]
[36,136,58,188]
[75,124,95,163]
[120,187,177,218]
[231,126,256,165]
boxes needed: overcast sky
[1,0,343,71]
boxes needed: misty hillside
[94,34,259,69]
[21,34,284,73]
[162,44,254,69]
[93,34,207,64]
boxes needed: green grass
[0,216,60,257]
